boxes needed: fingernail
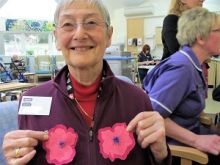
[126,125,131,131]
[43,130,49,139]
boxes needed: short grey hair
[177,7,220,46]
[54,0,111,27]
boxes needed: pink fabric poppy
[43,124,78,165]
[98,122,135,162]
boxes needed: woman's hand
[127,111,168,162]
[193,134,220,155]
[2,130,48,165]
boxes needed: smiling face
[54,2,113,71]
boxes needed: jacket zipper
[89,120,94,142]
[88,90,101,164]
[88,86,101,142]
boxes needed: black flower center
[59,140,66,148]
[113,136,120,144]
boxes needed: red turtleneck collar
[70,74,101,126]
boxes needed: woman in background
[161,0,204,60]
[145,7,220,165]
[10,55,25,79]
[137,44,155,85]
[161,0,209,97]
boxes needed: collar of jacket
[52,59,116,100]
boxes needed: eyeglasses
[56,20,108,32]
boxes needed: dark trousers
[138,68,148,85]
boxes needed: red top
[70,74,101,126]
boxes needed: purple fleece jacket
[18,60,171,165]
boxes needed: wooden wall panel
[155,27,162,45]
[127,18,144,54]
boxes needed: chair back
[116,75,134,84]
[0,101,19,164]
[55,55,66,70]
[35,55,51,72]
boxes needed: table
[0,82,37,93]
[23,72,37,83]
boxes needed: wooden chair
[55,55,66,70]
[169,113,212,165]
[169,145,208,165]
[35,55,52,72]
[35,55,52,82]
[200,112,213,126]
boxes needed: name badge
[18,96,52,116]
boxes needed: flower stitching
[98,122,135,162]
[43,124,78,165]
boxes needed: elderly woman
[2,0,170,165]
[144,7,220,165]
[10,54,25,79]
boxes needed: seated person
[0,63,4,73]
[10,55,25,79]
[0,63,12,82]
[0,63,5,82]
[144,7,220,165]
[2,0,171,165]
[138,44,155,84]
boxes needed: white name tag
[18,96,52,116]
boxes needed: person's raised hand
[2,130,48,165]
[127,111,168,162]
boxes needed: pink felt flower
[43,124,78,165]
[98,122,135,162]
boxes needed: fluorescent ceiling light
[0,0,57,20]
